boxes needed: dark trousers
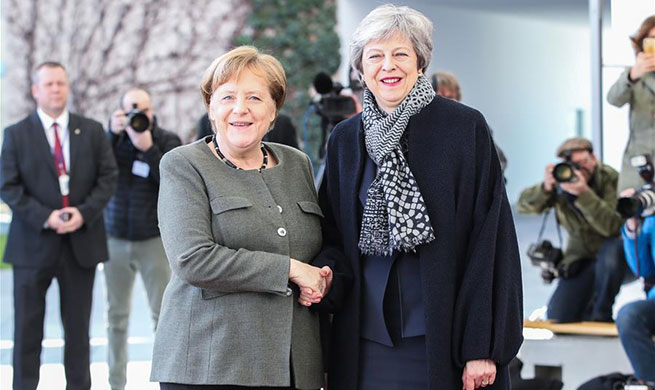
[616,299,655,382]
[12,238,96,390]
[547,237,630,322]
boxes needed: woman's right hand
[289,259,332,306]
[630,52,655,81]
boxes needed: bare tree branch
[4,0,251,137]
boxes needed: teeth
[230,122,252,126]
[382,78,400,84]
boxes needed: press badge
[132,160,150,178]
[58,174,70,196]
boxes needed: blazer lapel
[67,114,82,177]
[29,112,58,179]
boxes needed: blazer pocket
[210,196,253,215]
[297,201,324,218]
[201,288,229,300]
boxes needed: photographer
[517,137,625,322]
[104,88,181,390]
[616,189,655,384]
[607,15,655,193]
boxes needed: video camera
[125,103,150,133]
[617,154,655,218]
[312,72,357,124]
[304,72,358,162]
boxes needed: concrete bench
[518,320,633,390]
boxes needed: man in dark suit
[0,61,118,390]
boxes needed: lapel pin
[74,128,81,135]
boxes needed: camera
[553,161,580,183]
[126,103,150,133]
[528,239,564,283]
[312,72,357,124]
[616,154,655,218]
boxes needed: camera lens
[128,112,150,133]
[553,162,576,182]
[617,189,655,218]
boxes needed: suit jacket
[0,111,118,268]
[151,141,323,389]
[312,96,524,390]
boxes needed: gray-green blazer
[150,140,324,389]
[607,68,655,192]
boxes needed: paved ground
[0,210,645,389]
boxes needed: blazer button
[286,287,293,296]
[277,227,287,237]
[277,205,283,213]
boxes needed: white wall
[337,1,591,203]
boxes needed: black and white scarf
[359,74,436,256]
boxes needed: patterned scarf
[358,74,436,256]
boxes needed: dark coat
[105,124,181,240]
[312,96,524,390]
[0,111,118,268]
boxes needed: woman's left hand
[462,359,496,390]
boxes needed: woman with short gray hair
[308,4,523,390]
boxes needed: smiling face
[361,32,420,113]
[31,66,69,118]
[208,68,277,156]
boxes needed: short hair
[120,87,152,110]
[350,4,433,77]
[556,137,593,159]
[630,15,655,54]
[31,61,66,84]
[432,71,461,101]
[200,46,286,113]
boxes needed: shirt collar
[37,108,69,131]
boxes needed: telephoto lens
[552,162,578,183]
[617,188,655,218]
[126,103,150,133]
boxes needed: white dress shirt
[37,108,71,172]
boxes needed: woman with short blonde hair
[151,46,328,390]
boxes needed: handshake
[289,259,333,307]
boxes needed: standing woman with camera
[307,5,523,390]
[607,15,655,193]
